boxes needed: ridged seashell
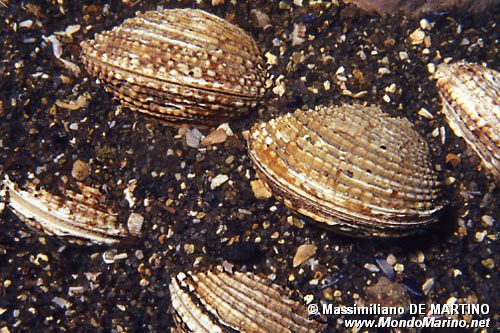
[0,176,127,245]
[344,0,498,16]
[169,268,324,332]
[80,9,267,126]
[434,61,499,180]
[247,104,443,238]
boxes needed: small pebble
[19,19,34,29]
[416,251,425,263]
[279,0,291,9]
[127,213,144,236]
[217,123,234,136]
[365,277,410,309]
[357,50,367,60]
[445,177,456,185]
[423,35,432,48]
[386,254,397,266]
[210,174,229,189]
[422,277,435,295]
[71,160,91,181]
[200,128,228,146]
[52,297,71,309]
[134,249,144,260]
[440,126,446,144]
[221,260,234,273]
[272,76,286,96]
[399,51,409,60]
[250,9,271,30]
[68,286,85,296]
[309,278,319,286]
[186,128,204,148]
[446,296,458,306]
[409,28,425,45]
[124,179,138,207]
[322,288,334,301]
[291,23,306,46]
[184,243,195,254]
[394,263,404,273]
[265,52,278,65]
[481,258,494,269]
[427,63,436,74]
[378,67,391,75]
[475,231,487,242]
[364,263,380,272]
[102,250,128,264]
[376,258,395,280]
[420,18,432,30]
[303,294,314,304]
[418,107,434,119]
[385,83,396,93]
[481,215,494,227]
[250,179,272,200]
[293,244,317,267]
[445,153,461,166]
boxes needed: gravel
[0,0,498,331]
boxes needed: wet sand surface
[0,1,498,331]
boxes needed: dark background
[0,0,498,331]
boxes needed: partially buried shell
[247,104,443,238]
[434,61,499,181]
[169,268,324,332]
[80,9,267,126]
[0,176,128,245]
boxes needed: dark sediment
[0,1,498,331]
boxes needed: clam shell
[0,176,127,245]
[169,268,323,332]
[247,104,443,237]
[80,9,267,126]
[434,61,499,180]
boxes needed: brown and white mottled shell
[0,176,127,245]
[247,104,443,238]
[169,269,324,333]
[80,9,267,126]
[434,61,499,180]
